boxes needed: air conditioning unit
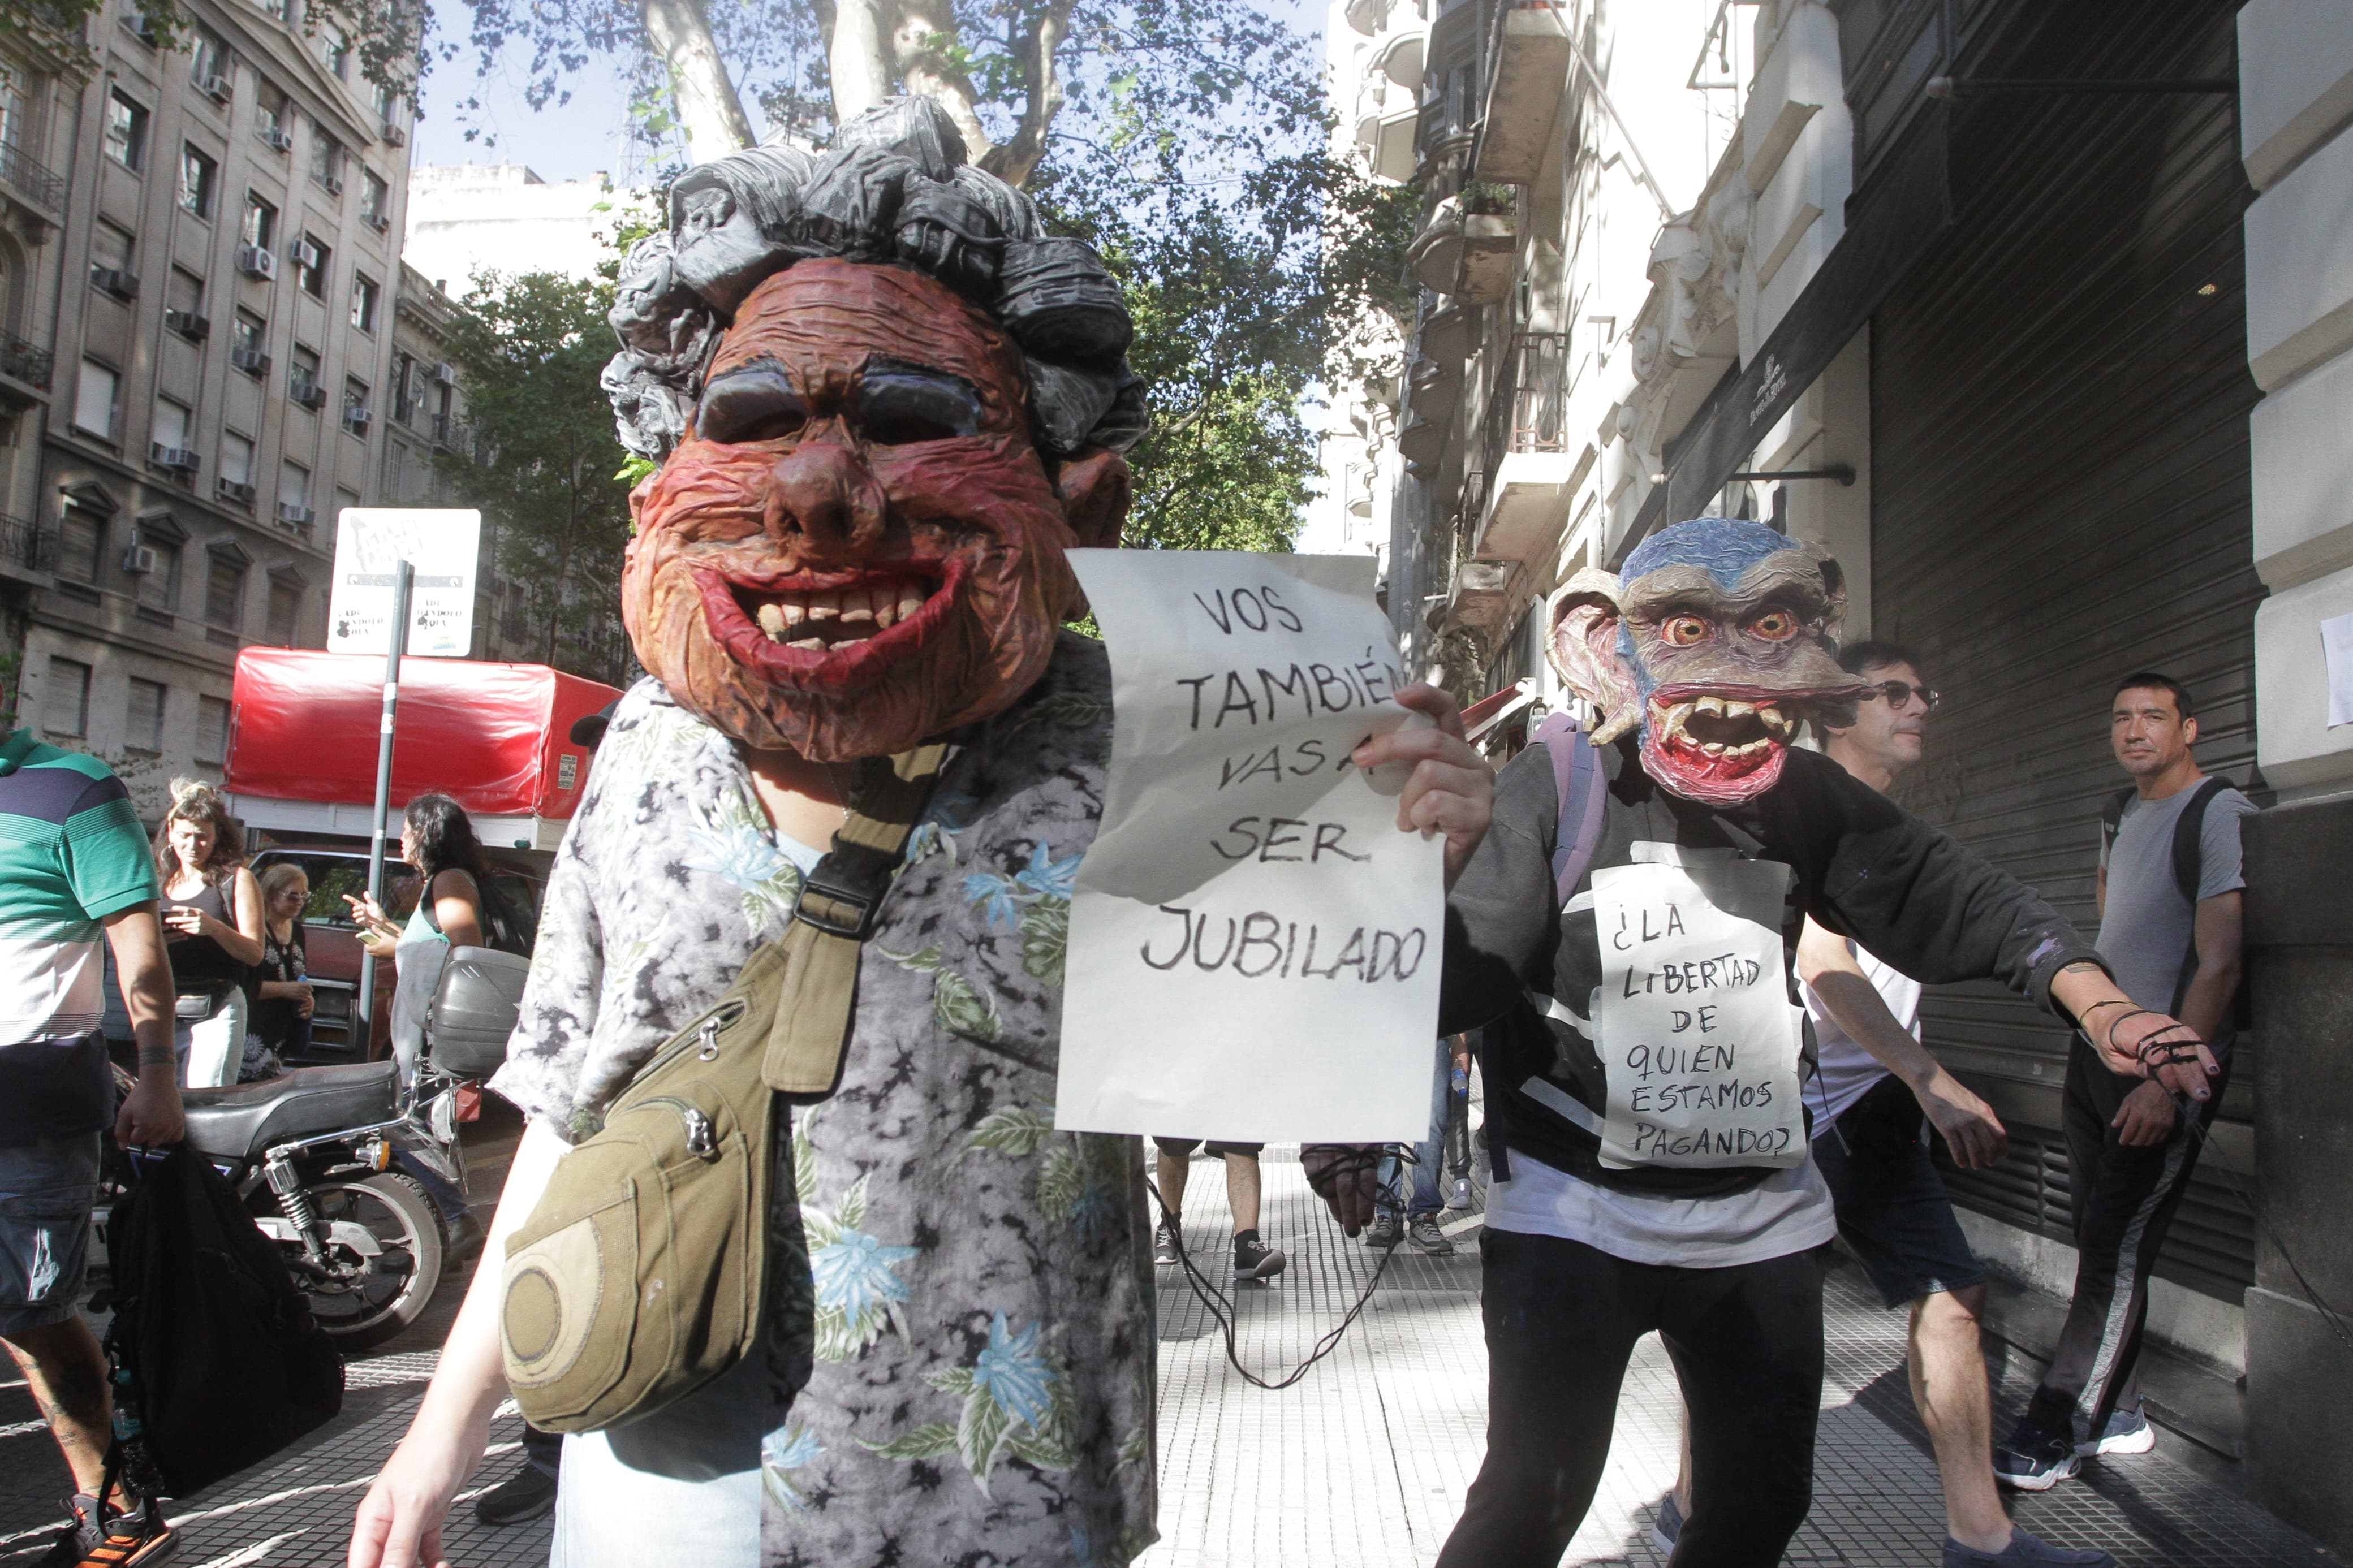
[290,239,320,270]
[276,502,316,526]
[165,310,210,340]
[381,119,406,146]
[231,348,270,376]
[431,361,456,386]
[217,478,257,505]
[199,74,232,102]
[237,245,277,280]
[90,267,139,301]
[150,443,201,472]
[259,124,293,152]
[288,378,326,411]
[343,406,372,434]
[318,173,343,197]
[122,544,158,574]
[365,211,390,234]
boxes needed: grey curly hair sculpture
[601,97,1148,464]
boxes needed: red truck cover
[226,648,624,820]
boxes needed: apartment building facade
[7,0,411,811]
[1329,0,2350,1546]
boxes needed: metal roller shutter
[1865,2,2264,1301]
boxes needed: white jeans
[175,988,249,1088]
[548,1343,771,1567]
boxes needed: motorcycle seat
[180,1060,402,1160]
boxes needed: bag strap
[2098,786,2134,866]
[764,743,953,1096]
[1532,711,1605,907]
[2170,775,2229,908]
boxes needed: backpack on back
[104,1144,344,1497]
[2098,775,2247,1032]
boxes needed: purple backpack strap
[1532,711,1604,906]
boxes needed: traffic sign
[327,508,482,659]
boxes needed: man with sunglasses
[1654,641,2109,1568]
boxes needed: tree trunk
[893,1,993,161]
[828,0,893,123]
[640,0,756,161]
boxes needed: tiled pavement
[3,1143,2341,1567]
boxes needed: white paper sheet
[2323,610,2353,728]
[1591,848,1807,1169]
[1055,550,1445,1142]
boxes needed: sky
[407,0,1330,185]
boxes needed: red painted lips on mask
[620,259,1130,762]
[1639,683,1808,806]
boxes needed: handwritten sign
[1055,550,1444,1143]
[327,508,482,659]
[1591,848,1806,1169]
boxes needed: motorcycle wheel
[292,1171,445,1351]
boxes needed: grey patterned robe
[491,632,1157,1567]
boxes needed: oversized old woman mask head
[605,98,1145,761]
[1550,517,1873,807]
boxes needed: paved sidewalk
[3,1147,2341,1567]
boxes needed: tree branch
[894,0,994,164]
[640,0,755,160]
[828,0,893,123]
[980,0,1078,189]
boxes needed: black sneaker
[474,1461,560,1526]
[1942,1528,2116,1567]
[1233,1229,1287,1280]
[1154,1219,1180,1266]
[1363,1211,1403,1250]
[37,1493,176,1567]
[1993,1424,2080,1491]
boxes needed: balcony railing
[0,330,53,390]
[1477,329,1572,487]
[0,513,58,573]
[0,139,66,213]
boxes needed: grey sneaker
[2075,1406,2154,1457]
[1153,1219,1180,1267]
[1408,1216,1455,1255]
[1363,1211,1404,1249]
[1942,1528,2116,1567]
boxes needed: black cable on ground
[1145,1149,1419,1392]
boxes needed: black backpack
[2098,775,2248,1034]
[104,1144,345,1497]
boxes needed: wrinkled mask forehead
[1615,519,1837,688]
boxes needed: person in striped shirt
[1,715,183,1565]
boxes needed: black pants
[1437,1229,1824,1568]
[2029,1043,2226,1445]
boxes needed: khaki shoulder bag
[499,745,949,1432]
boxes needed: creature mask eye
[1748,608,1797,641]
[696,361,809,445]
[859,358,984,446]
[1662,615,1710,647]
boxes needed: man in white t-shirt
[1656,642,2111,1568]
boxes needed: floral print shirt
[490,633,1156,1567]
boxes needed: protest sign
[1591,846,1807,1169]
[1056,550,1445,1143]
[327,508,482,659]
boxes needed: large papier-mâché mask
[622,258,1131,761]
[1548,517,1873,807]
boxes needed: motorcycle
[104,945,532,1351]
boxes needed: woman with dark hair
[346,793,487,1075]
[154,779,265,1086]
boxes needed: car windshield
[261,852,424,928]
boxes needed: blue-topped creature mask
[1547,517,1873,806]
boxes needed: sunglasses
[1867,680,1941,711]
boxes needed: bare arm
[350,1117,567,1568]
[2050,961,2218,1099]
[1798,919,2006,1169]
[219,867,268,966]
[433,871,486,950]
[2177,891,2242,1048]
[104,904,183,1146]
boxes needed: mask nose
[763,435,885,558]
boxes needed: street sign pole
[354,559,413,1053]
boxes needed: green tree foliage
[442,269,638,687]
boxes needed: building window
[360,168,390,227]
[205,551,246,629]
[74,360,118,439]
[265,576,302,643]
[104,91,147,171]
[90,220,133,280]
[241,192,275,250]
[196,695,231,764]
[152,396,192,453]
[232,310,265,357]
[310,131,342,192]
[167,267,204,316]
[58,506,105,584]
[280,460,310,513]
[221,430,255,486]
[125,678,166,754]
[190,29,229,93]
[350,273,378,333]
[254,0,286,20]
[343,377,370,435]
[296,233,330,297]
[178,144,217,217]
[334,486,360,523]
[255,83,288,143]
[320,28,350,80]
[43,658,90,737]
[135,534,181,611]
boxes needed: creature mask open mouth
[1642,683,1821,806]
[693,558,967,697]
